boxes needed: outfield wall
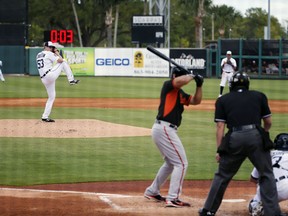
[0,47,208,77]
[0,46,25,74]
[26,47,208,77]
[3,42,288,79]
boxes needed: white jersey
[36,51,59,77]
[0,60,4,82]
[251,150,288,180]
[251,150,288,202]
[221,57,237,73]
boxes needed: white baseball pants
[145,121,188,201]
[41,61,75,119]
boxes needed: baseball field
[0,76,287,215]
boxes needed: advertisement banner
[95,48,133,76]
[94,48,169,77]
[170,49,207,76]
[62,47,95,76]
[133,48,169,77]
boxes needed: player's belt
[40,69,51,79]
[275,175,288,183]
[155,119,178,130]
[231,124,256,132]
[224,71,232,73]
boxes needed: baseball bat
[147,45,192,75]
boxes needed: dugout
[208,39,288,79]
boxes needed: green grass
[0,137,161,185]
[0,76,287,185]
[1,76,288,99]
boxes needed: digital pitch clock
[44,30,73,44]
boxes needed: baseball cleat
[165,199,191,208]
[69,80,80,85]
[248,199,264,216]
[42,118,55,122]
[198,208,215,216]
[144,194,166,202]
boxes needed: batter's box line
[99,195,125,210]
[0,187,135,198]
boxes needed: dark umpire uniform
[199,72,285,216]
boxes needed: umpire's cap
[170,67,188,78]
[274,133,288,151]
[44,41,56,48]
[229,71,250,91]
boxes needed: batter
[144,67,203,208]
[36,41,79,122]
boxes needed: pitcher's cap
[44,41,55,47]
[226,50,232,55]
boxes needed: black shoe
[165,199,191,207]
[198,208,215,216]
[70,80,80,85]
[42,118,55,122]
[144,194,166,202]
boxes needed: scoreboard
[131,15,165,44]
[44,30,74,44]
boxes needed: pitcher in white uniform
[36,41,79,122]
[219,50,237,97]
[249,133,288,216]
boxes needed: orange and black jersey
[156,79,192,127]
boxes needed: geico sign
[96,58,130,66]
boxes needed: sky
[213,0,288,27]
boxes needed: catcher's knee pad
[248,199,264,216]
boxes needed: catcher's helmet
[274,133,288,151]
[229,71,250,91]
[170,67,188,78]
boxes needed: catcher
[249,133,288,216]
[36,41,80,122]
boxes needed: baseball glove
[226,60,232,65]
[52,48,64,58]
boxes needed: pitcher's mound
[0,119,151,138]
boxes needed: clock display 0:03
[50,30,73,44]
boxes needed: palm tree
[180,0,212,48]
[209,5,242,39]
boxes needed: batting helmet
[274,133,288,151]
[170,67,188,78]
[229,71,250,91]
